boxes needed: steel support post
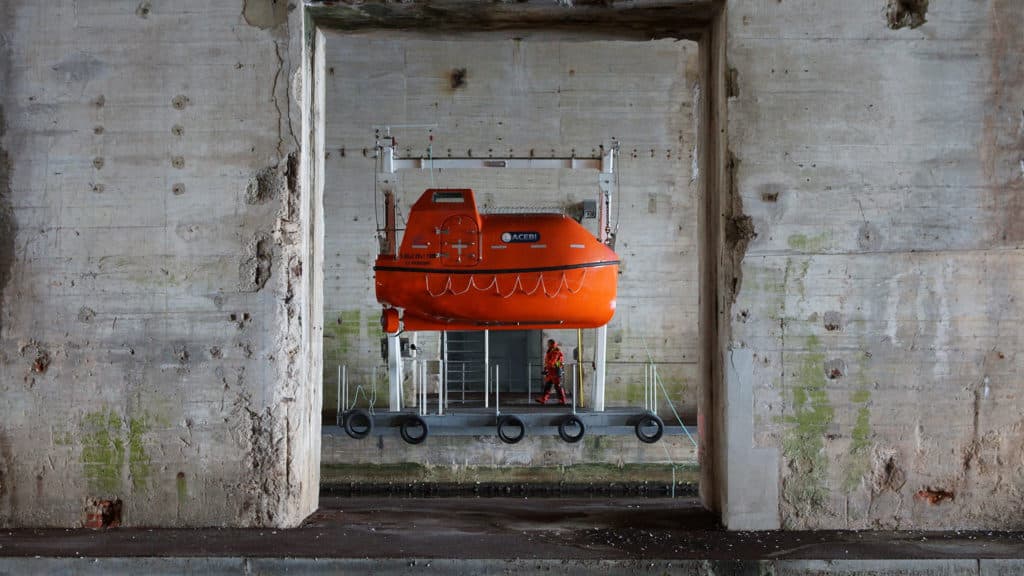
[593,324,608,412]
[387,334,402,412]
[483,329,490,409]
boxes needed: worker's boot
[535,393,550,405]
[558,388,568,405]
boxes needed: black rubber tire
[344,408,374,440]
[400,415,429,445]
[635,412,664,444]
[558,414,586,443]
[496,415,526,444]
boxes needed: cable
[373,147,381,233]
[612,142,622,243]
[641,335,698,448]
[429,130,436,189]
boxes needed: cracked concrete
[0,0,318,528]
[728,0,1024,529]
[0,0,1022,536]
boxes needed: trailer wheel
[344,409,374,440]
[496,415,526,444]
[400,415,429,445]
[635,412,664,444]
[558,414,586,443]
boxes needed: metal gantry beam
[376,131,617,414]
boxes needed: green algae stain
[53,429,74,446]
[176,472,188,504]
[787,232,830,253]
[324,310,364,358]
[844,365,873,491]
[843,404,872,491]
[323,309,367,414]
[781,335,834,518]
[842,351,875,491]
[609,371,688,412]
[128,417,152,491]
[851,405,871,452]
[851,388,870,404]
[81,411,126,494]
[81,410,153,494]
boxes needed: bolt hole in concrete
[449,67,467,90]
[886,0,928,30]
[319,32,705,488]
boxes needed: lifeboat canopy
[374,188,619,333]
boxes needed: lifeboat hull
[374,188,619,333]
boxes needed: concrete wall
[0,0,320,527]
[2,0,1020,533]
[727,0,1024,529]
[321,35,703,426]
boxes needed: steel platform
[328,407,697,444]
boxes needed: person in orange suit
[536,339,566,405]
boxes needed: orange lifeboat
[374,188,619,333]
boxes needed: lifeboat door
[439,214,480,266]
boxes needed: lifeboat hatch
[439,214,480,266]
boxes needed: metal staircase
[444,331,487,404]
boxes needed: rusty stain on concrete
[916,487,954,505]
[823,311,842,331]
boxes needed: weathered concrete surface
[0,557,1008,576]
[0,558,1016,576]
[2,498,1024,575]
[322,35,703,426]
[728,0,1024,529]
[0,1,319,527]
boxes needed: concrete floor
[2,497,1023,574]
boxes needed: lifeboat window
[432,191,465,204]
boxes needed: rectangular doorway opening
[306,2,726,506]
